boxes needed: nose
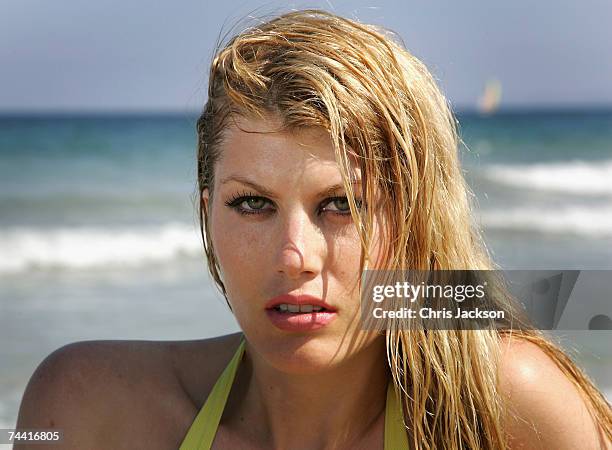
[275,206,325,279]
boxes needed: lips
[264,294,338,332]
[265,294,337,312]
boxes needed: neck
[226,336,389,450]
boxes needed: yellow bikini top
[179,337,409,449]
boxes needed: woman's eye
[324,197,349,213]
[322,197,362,215]
[242,197,267,210]
[225,195,271,215]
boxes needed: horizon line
[1,104,612,117]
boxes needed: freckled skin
[202,116,386,375]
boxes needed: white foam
[483,159,612,195]
[0,222,202,274]
[479,205,612,237]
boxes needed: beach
[1,110,611,429]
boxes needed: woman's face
[202,116,385,374]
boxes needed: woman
[16,9,611,450]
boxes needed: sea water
[1,110,611,429]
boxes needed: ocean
[1,110,611,429]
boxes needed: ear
[201,188,210,211]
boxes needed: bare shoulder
[498,335,610,450]
[15,332,243,450]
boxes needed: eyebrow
[220,175,362,198]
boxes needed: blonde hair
[196,9,612,449]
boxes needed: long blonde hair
[195,9,611,449]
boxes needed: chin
[248,329,379,375]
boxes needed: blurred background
[1,0,611,430]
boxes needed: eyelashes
[223,190,362,217]
[224,191,270,216]
[223,190,263,215]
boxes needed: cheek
[329,229,364,295]
[211,212,268,290]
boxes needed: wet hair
[195,9,611,449]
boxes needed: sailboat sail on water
[477,78,502,114]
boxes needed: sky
[1,0,611,112]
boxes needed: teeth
[275,304,326,313]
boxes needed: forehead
[221,116,331,157]
[216,116,360,179]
